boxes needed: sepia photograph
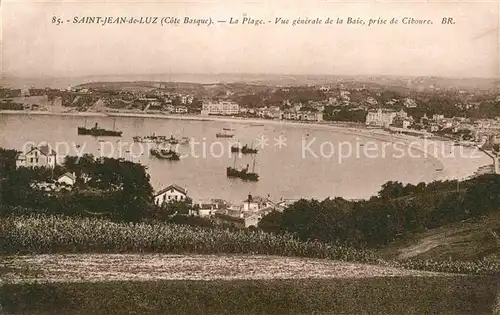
[0,0,499,314]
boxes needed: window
[163,195,166,201]
[36,158,39,163]
[30,158,33,163]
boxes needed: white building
[281,110,323,122]
[432,114,445,121]
[256,106,281,119]
[57,172,76,186]
[192,200,219,217]
[154,184,188,206]
[404,98,418,108]
[365,109,408,128]
[16,145,57,169]
[174,105,188,114]
[201,101,239,116]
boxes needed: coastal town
[1,80,500,147]
[2,79,500,228]
[1,0,500,311]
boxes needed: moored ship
[231,144,258,154]
[77,122,122,137]
[226,166,259,181]
[226,155,259,181]
[150,148,180,160]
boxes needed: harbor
[0,113,493,203]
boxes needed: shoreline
[1,109,494,183]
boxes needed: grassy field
[0,214,499,314]
[0,277,498,315]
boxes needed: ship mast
[233,152,237,168]
[252,156,256,173]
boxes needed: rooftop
[155,183,187,197]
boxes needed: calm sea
[0,114,447,203]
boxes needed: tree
[258,210,283,233]
[462,174,500,216]
[378,181,405,200]
[153,199,192,221]
[493,143,500,153]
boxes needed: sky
[1,0,499,78]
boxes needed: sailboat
[226,154,259,181]
[179,128,191,145]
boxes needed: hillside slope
[382,212,500,261]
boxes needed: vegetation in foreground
[0,214,375,262]
[1,149,500,275]
[1,215,499,275]
[0,277,498,315]
[259,175,500,249]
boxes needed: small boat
[216,129,234,138]
[133,133,168,143]
[435,168,443,171]
[167,135,179,145]
[150,148,180,161]
[179,136,191,145]
[223,128,235,131]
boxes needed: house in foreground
[57,172,76,187]
[154,183,188,206]
[16,144,57,169]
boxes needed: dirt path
[0,254,453,283]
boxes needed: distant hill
[75,81,272,98]
[73,75,500,92]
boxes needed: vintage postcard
[0,1,499,314]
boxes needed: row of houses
[147,102,189,114]
[153,184,293,228]
[14,147,288,228]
